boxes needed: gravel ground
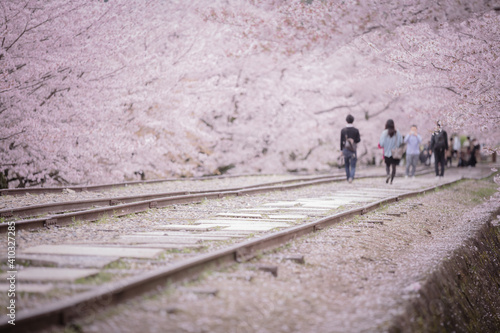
[29,165,499,333]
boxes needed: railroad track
[0,167,488,333]
[0,173,349,232]
[0,173,265,197]
[0,169,432,232]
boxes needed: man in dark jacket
[340,114,361,183]
[430,120,448,178]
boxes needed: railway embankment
[390,216,500,333]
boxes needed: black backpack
[434,131,446,149]
[345,134,357,152]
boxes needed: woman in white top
[379,119,403,184]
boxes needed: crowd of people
[340,115,482,184]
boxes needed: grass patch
[70,216,84,227]
[483,170,499,182]
[470,185,498,203]
[62,323,84,333]
[75,272,114,285]
[162,246,204,255]
[104,259,130,270]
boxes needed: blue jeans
[343,149,357,180]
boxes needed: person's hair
[385,119,396,137]
[411,124,417,128]
[346,114,354,124]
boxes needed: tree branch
[5,3,88,51]
[0,128,26,141]
[365,98,399,120]
[75,5,114,38]
[314,103,360,115]
[5,20,28,51]
[89,66,126,82]
[431,62,450,71]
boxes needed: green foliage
[63,323,84,333]
[75,272,113,285]
[470,186,497,201]
[104,259,130,270]
[95,214,110,224]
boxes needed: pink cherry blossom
[1,0,499,188]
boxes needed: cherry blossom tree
[1,1,227,186]
[380,12,500,145]
[1,0,498,188]
[205,0,499,165]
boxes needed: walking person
[340,114,361,183]
[468,138,480,167]
[462,136,471,165]
[379,119,403,184]
[404,125,422,179]
[452,134,461,165]
[430,120,449,178]
[446,138,453,167]
[420,141,432,166]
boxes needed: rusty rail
[0,172,310,197]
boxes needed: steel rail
[0,177,463,333]
[0,174,338,220]
[0,176,214,196]
[0,173,331,197]
[0,175,347,233]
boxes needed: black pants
[384,156,399,183]
[434,149,446,176]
